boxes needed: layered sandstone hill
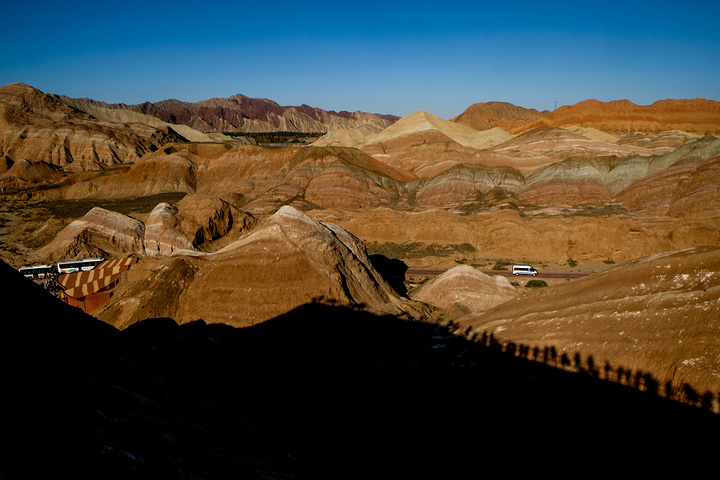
[486,126,676,175]
[451,101,549,131]
[468,130,717,208]
[513,98,720,135]
[315,110,514,178]
[36,207,147,262]
[32,194,258,262]
[56,96,238,144]
[8,139,719,271]
[195,145,416,213]
[455,246,720,398]
[612,134,720,216]
[96,206,431,329]
[362,110,513,151]
[0,83,186,171]
[60,152,199,200]
[316,110,691,180]
[411,265,519,320]
[0,158,64,191]
[362,111,514,177]
[4,87,720,270]
[309,207,720,266]
[63,94,400,134]
[144,194,259,255]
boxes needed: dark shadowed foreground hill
[1,259,718,479]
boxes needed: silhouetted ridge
[1,263,718,478]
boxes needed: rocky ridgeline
[60,92,400,134]
[3,83,720,271]
[35,194,258,262]
[0,83,186,171]
[450,100,549,131]
[509,98,720,135]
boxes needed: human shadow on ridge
[464,327,720,414]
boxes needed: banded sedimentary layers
[411,265,519,319]
[451,101,549,131]
[0,83,185,171]
[513,98,720,135]
[310,207,720,265]
[96,206,430,329]
[61,94,400,134]
[456,246,720,396]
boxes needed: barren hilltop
[511,98,720,135]
[2,82,719,476]
[59,90,400,134]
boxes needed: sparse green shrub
[567,258,578,268]
[603,259,615,264]
[526,279,548,288]
[225,131,326,144]
[492,260,511,270]
[366,241,476,259]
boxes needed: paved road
[405,268,588,279]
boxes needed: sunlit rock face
[59,153,198,200]
[0,158,64,190]
[36,207,146,262]
[143,203,194,257]
[62,93,400,134]
[451,101,548,132]
[412,164,524,210]
[98,206,432,329]
[512,98,720,135]
[195,145,414,213]
[0,83,183,171]
[613,135,720,215]
[411,265,519,320]
[519,159,612,207]
[456,246,720,397]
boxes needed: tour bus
[19,264,57,279]
[56,257,105,274]
[512,264,538,276]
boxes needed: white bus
[19,264,57,279]
[56,258,105,274]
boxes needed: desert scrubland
[2,82,720,476]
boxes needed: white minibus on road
[512,264,538,276]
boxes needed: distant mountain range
[453,98,720,135]
[58,92,401,134]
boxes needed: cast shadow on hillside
[4,269,720,479]
[455,325,720,414]
[369,254,408,296]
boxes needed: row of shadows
[460,329,720,413]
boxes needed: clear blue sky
[2,0,719,119]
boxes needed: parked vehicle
[57,258,104,274]
[19,264,56,279]
[512,264,538,276]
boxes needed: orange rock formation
[513,98,720,135]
